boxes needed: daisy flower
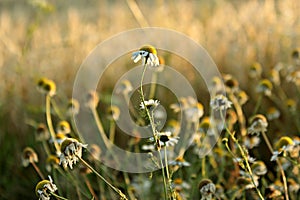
[131,45,159,67]
[35,176,58,200]
[59,138,88,169]
[247,114,268,135]
[210,94,232,111]
[140,99,160,110]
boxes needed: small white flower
[157,131,179,147]
[199,180,216,200]
[35,176,58,200]
[244,135,261,149]
[247,114,268,135]
[270,144,294,161]
[140,99,160,110]
[131,50,159,67]
[210,94,232,111]
[59,138,88,169]
[141,144,155,151]
[169,157,191,167]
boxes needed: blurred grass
[0,0,300,199]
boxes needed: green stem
[253,94,262,115]
[140,64,168,199]
[42,140,51,156]
[78,156,128,200]
[228,92,247,137]
[70,115,85,143]
[109,120,116,143]
[50,98,64,119]
[149,72,158,99]
[50,192,69,200]
[45,95,61,155]
[31,162,45,180]
[123,172,136,200]
[220,110,264,200]
[201,156,206,177]
[261,131,289,200]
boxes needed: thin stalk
[31,162,45,179]
[226,129,264,200]
[50,192,68,200]
[253,94,262,115]
[149,72,158,99]
[158,150,168,200]
[50,98,64,119]
[228,92,247,137]
[42,140,51,156]
[140,64,168,199]
[123,172,136,200]
[45,95,61,155]
[220,110,264,199]
[261,131,289,200]
[109,120,116,143]
[201,157,206,177]
[126,0,149,27]
[84,175,99,200]
[78,156,128,200]
[70,115,85,143]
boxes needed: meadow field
[0,0,300,199]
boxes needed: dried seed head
[249,62,262,78]
[22,147,38,167]
[67,98,80,116]
[256,79,273,96]
[35,123,50,141]
[37,77,56,97]
[56,121,71,135]
[85,90,99,109]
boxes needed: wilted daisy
[59,138,88,169]
[35,123,50,141]
[37,77,56,97]
[269,69,281,86]
[236,173,259,190]
[286,70,300,86]
[172,178,191,192]
[223,74,239,92]
[248,62,262,78]
[244,135,261,149]
[288,178,300,194]
[22,147,38,167]
[131,45,159,67]
[256,79,273,96]
[209,76,223,94]
[85,90,99,109]
[169,156,191,167]
[271,136,294,161]
[35,176,58,200]
[292,48,300,66]
[236,90,249,106]
[106,105,121,121]
[140,99,160,110]
[210,94,232,111]
[286,98,297,112]
[266,107,280,120]
[56,120,71,135]
[251,161,267,176]
[45,155,59,172]
[247,114,268,135]
[66,98,80,116]
[199,179,216,200]
[265,185,283,199]
[116,79,133,95]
